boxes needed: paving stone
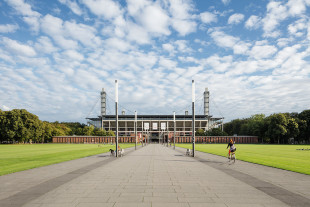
[144,196,179,202]
[76,197,109,203]
[108,195,144,202]
[76,203,114,207]
[1,144,310,207]
[189,204,227,207]
[114,203,151,207]
[152,203,190,207]
[178,197,214,203]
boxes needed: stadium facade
[86,88,223,143]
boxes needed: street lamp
[135,111,137,150]
[115,80,119,157]
[173,111,176,150]
[192,80,195,157]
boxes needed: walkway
[0,144,310,207]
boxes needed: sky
[0,0,310,123]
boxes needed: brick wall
[53,136,258,144]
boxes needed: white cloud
[162,43,174,54]
[40,15,79,49]
[245,15,261,30]
[204,55,232,72]
[23,16,40,33]
[308,21,310,40]
[288,18,307,37]
[139,4,170,36]
[127,0,150,17]
[105,37,132,52]
[261,0,309,38]
[1,0,310,123]
[126,22,150,44]
[128,0,196,36]
[209,30,250,55]
[34,36,58,54]
[287,0,307,16]
[5,0,40,17]
[169,0,193,19]
[40,14,100,49]
[5,0,41,32]
[40,14,63,36]
[64,21,100,48]
[159,57,177,69]
[0,24,19,33]
[262,1,288,37]
[228,13,244,25]
[2,37,36,57]
[200,12,217,24]
[0,48,15,63]
[250,44,278,59]
[161,40,192,55]
[221,0,231,5]
[63,50,84,61]
[277,37,293,47]
[169,0,196,36]
[274,45,301,66]
[171,19,196,36]
[81,0,122,19]
[1,105,10,111]
[112,16,127,37]
[58,0,83,15]
[174,40,192,53]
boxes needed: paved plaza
[0,144,310,207]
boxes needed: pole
[173,111,176,150]
[192,80,195,157]
[135,111,137,150]
[115,80,119,157]
[167,121,169,147]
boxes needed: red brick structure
[53,136,258,144]
[52,136,136,144]
[173,136,258,144]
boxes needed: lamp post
[135,111,137,150]
[192,80,195,157]
[115,80,119,157]
[173,111,176,150]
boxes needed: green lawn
[0,143,136,176]
[176,144,310,175]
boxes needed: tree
[83,126,94,136]
[247,114,266,142]
[286,118,299,139]
[205,128,227,136]
[224,118,248,136]
[239,124,249,135]
[298,110,310,143]
[106,130,115,136]
[195,128,205,136]
[42,121,53,143]
[266,113,288,144]
[93,128,107,136]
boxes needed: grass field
[0,143,136,176]
[176,144,310,175]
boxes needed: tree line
[223,110,310,144]
[1,109,309,144]
[0,109,115,143]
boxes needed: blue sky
[0,0,310,123]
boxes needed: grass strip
[0,143,136,176]
[176,144,310,175]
